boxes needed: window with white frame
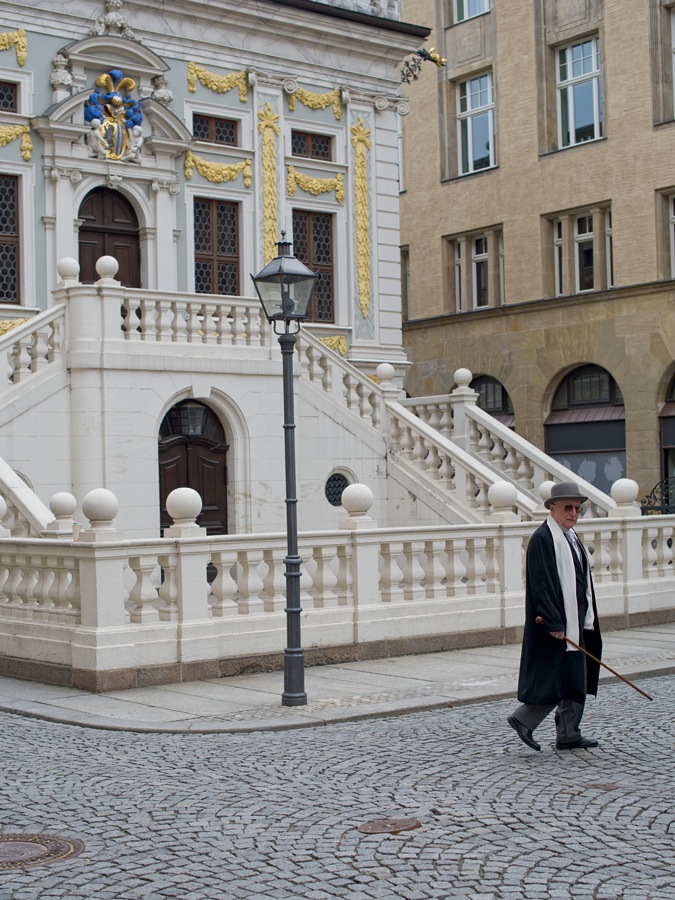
[0,173,19,304]
[457,72,495,175]
[455,0,491,23]
[557,37,602,147]
[547,206,612,296]
[449,228,502,312]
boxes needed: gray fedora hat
[544,480,588,508]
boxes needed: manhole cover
[358,818,421,835]
[584,783,618,791]
[0,834,84,870]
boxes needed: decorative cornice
[0,29,26,66]
[350,117,371,319]
[258,102,280,264]
[184,151,252,187]
[49,167,82,183]
[287,166,344,203]
[286,84,342,121]
[0,124,31,160]
[188,62,248,102]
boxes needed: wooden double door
[78,187,141,286]
[158,402,229,536]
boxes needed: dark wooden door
[158,402,229,535]
[78,187,141,287]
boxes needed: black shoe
[556,736,599,750]
[507,716,541,751]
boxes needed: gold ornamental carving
[0,29,27,66]
[287,86,342,120]
[185,151,252,187]
[0,318,28,337]
[319,335,348,356]
[0,124,32,160]
[350,117,371,318]
[258,102,280,264]
[188,62,248,102]
[287,166,344,203]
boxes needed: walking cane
[534,617,653,700]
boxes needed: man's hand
[535,615,566,640]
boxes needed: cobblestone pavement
[1,674,673,900]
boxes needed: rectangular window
[0,174,19,304]
[457,72,495,175]
[193,198,239,295]
[575,214,594,292]
[670,197,675,279]
[473,236,489,307]
[291,130,332,161]
[557,37,602,147]
[455,0,490,23]
[400,246,410,322]
[292,209,334,322]
[448,228,502,312]
[192,114,238,146]
[0,81,17,112]
[553,219,564,296]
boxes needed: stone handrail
[403,373,616,518]
[0,503,672,687]
[0,303,65,394]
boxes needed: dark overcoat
[517,520,602,706]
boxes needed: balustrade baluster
[155,299,173,341]
[423,439,441,480]
[209,550,240,616]
[158,553,179,620]
[200,302,217,344]
[343,373,360,413]
[12,336,32,384]
[334,544,352,607]
[401,541,425,602]
[235,549,265,614]
[65,558,80,618]
[172,300,188,342]
[246,304,262,346]
[308,545,339,609]
[379,541,405,603]
[30,329,49,373]
[216,304,233,345]
[49,558,72,613]
[261,547,286,613]
[443,538,468,597]
[423,540,446,599]
[230,307,246,346]
[128,556,161,623]
[185,301,202,343]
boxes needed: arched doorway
[158,400,229,535]
[78,187,141,286]
[545,365,625,494]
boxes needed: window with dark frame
[291,130,332,161]
[0,174,19,304]
[193,198,239,296]
[0,81,17,112]
[192,113,238,146]
[291,209,334,322]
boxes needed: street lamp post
[251,233,318,707]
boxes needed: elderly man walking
[507,481,602,751]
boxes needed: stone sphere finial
[341,483,373,516]
[57,257,80,284]
[95,255,120,280]
[538,480,555,505]
[611,478,639,505]
[0,496,7,520]
[488,481,517,510]
[82,488,119,530]
[375,362,395,384]
[50,492,77,518]
[453,368,473,388]
[166,487,203,525]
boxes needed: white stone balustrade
[0,479,671,688]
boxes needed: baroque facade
[0,0,429,538]
[400,0,675,502]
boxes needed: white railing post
[448,367,479,451]
[606,479,649,618]
[339,484,379,642]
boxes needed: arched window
[471,375,514,427]
[545,365,625,493]
[659,375,675,480]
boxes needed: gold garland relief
[319,335,348,356]
[0,29,27,66]
[187,62,248,102]
[287,86,342,121]
[0,124,32,161]
[350,118,371,319]
[258,102,280,264]
[0,318,29,337]
[287,166,344,204]
[185,151,252,187]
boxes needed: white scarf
[546,516,595,651]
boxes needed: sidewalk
[1,623,674,734]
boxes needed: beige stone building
[399,0,675,503]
